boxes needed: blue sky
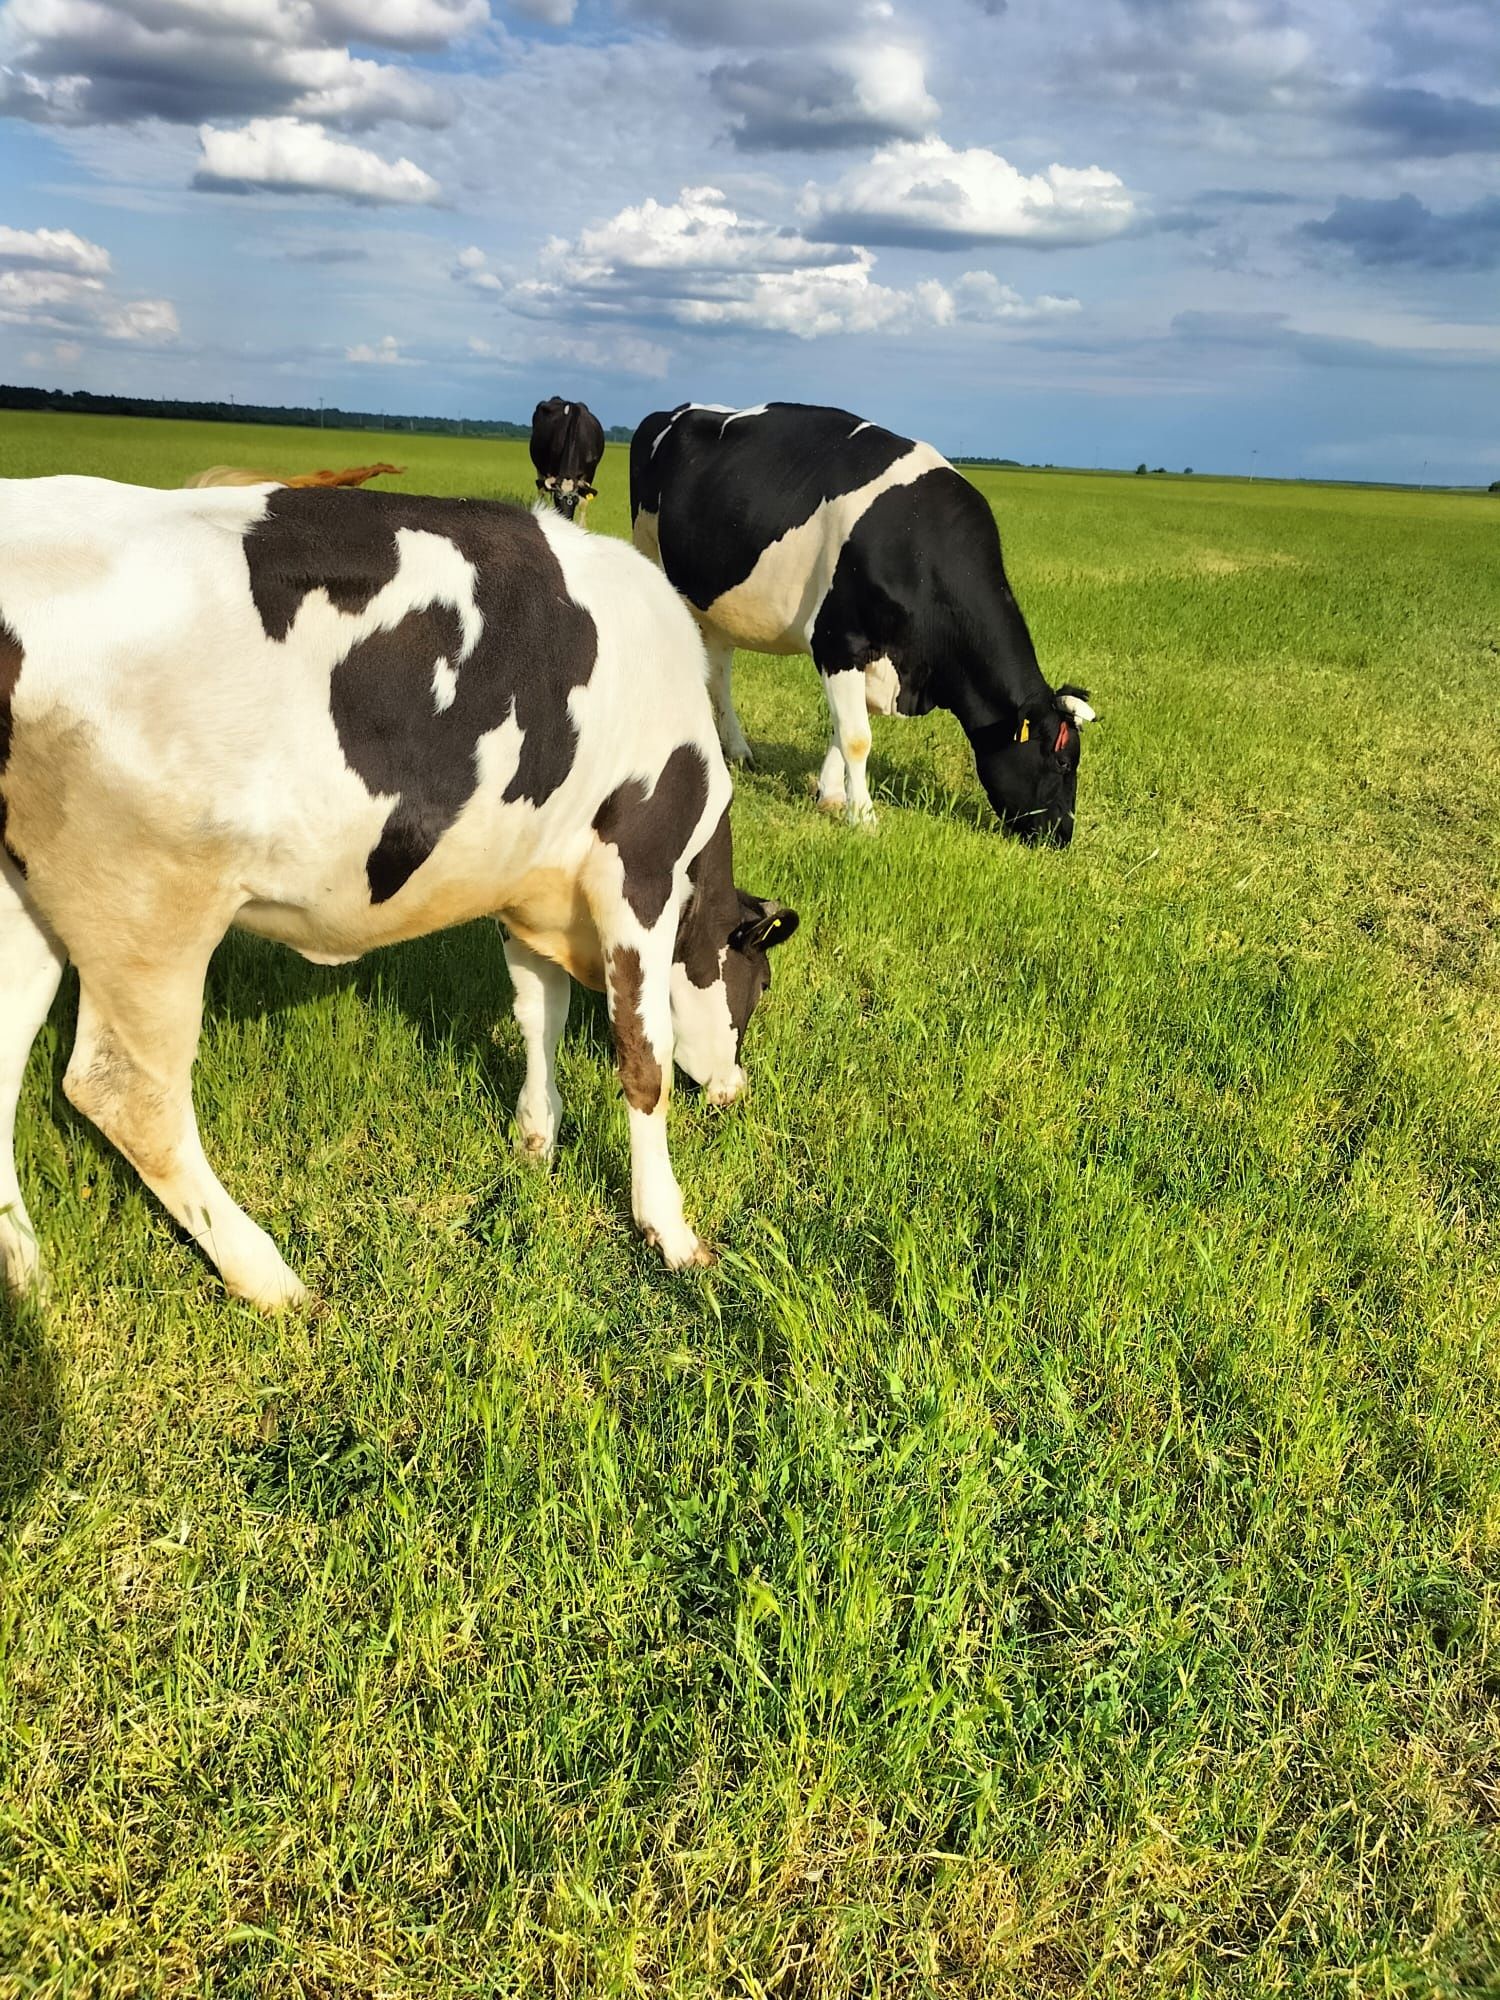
[1,0,1497,481]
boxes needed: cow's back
[1,477,722,965]
[632,403,947,653]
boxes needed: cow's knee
[64,1027,180,1180]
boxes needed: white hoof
[1,1222,44,1302]
[223,1234,308,1313]
[705,1067,747,1109]
[229,1264,308,1313]
[817,791,846,816]
[644,1223,717,1271]
[513,1121,556,1164]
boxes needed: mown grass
[2,411,1500,1997]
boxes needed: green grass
[4,411,1500,1996]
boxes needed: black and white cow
[0,478,797,1308]
[530,397,607,521]
[631,401,1096,842]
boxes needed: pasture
[3,408,1500,1996]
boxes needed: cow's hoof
[230,1265,309,1314]
[846,801,879,831]
[817,792,846,816]
[513,1126,555,1165]
[725,742,756,769]
[705,1066,747,1109]
[646,1226,717,1271]
[0,1231,45,1305]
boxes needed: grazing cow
[631,401,1097,842]
[530,398,606,521]
[185,462,405,490]
[0,478,797,1307]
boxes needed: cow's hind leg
[502,933,570,1160]
[63,937,306,1310]
[586,875,711,1271]
[0,857,67,1297]
[819,667,877,828]
[703,634,754,768]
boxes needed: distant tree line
[0,383,635,444]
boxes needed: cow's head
[537,474,597,522]
[970,686,1097,847]
[672,888,799,1105]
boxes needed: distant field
[4,408,1500,1996]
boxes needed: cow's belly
[697,516,831,656]
[234,790,602,981]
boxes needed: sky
[1,0,1498,482]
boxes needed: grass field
[3,409,1500,1997]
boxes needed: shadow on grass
[21,924,620,1300]
[0,1287,61,1542]
[744,735,1000,835]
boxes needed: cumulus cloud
[345,332,411,362]
[0,0,464,128]
[711,39,938,152]
[455,242,504,290]
[803,139,1136,249]
[1071,0,1320,115]
[0,219,177,341]
[509,184,1079,340]
[193,118,441,203]
[0,222,110,273]
[1301,191,1500,271]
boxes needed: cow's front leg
[502,932,570,1160]
[599,915,712,1271]
[820,667,877,828]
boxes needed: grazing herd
[0,392,1085,1305]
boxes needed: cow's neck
[934,571,1053,733]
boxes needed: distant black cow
[631,401,1096,843]
[530,397,606,521]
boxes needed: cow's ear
[731,899,800,952]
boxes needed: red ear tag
[1056,721,1071,753]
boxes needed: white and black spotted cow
[0,477,797,1308]
[631,401,1097,841]
[530,398,607,522]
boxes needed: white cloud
[0,220,178,341]
[1073,0,1320,116]
[803,139,1137,248]
[455,243,504,290]
[0,0,462,128]
[711,38,939,151]
[313,0,489,51]
[193,118,441,203]
[542,330,671,377]
[550,184,837,279]
[510,184,1079,340]
[0,222,111,274]
[345,332,411,363]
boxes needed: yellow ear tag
[1017,719,1031,744]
